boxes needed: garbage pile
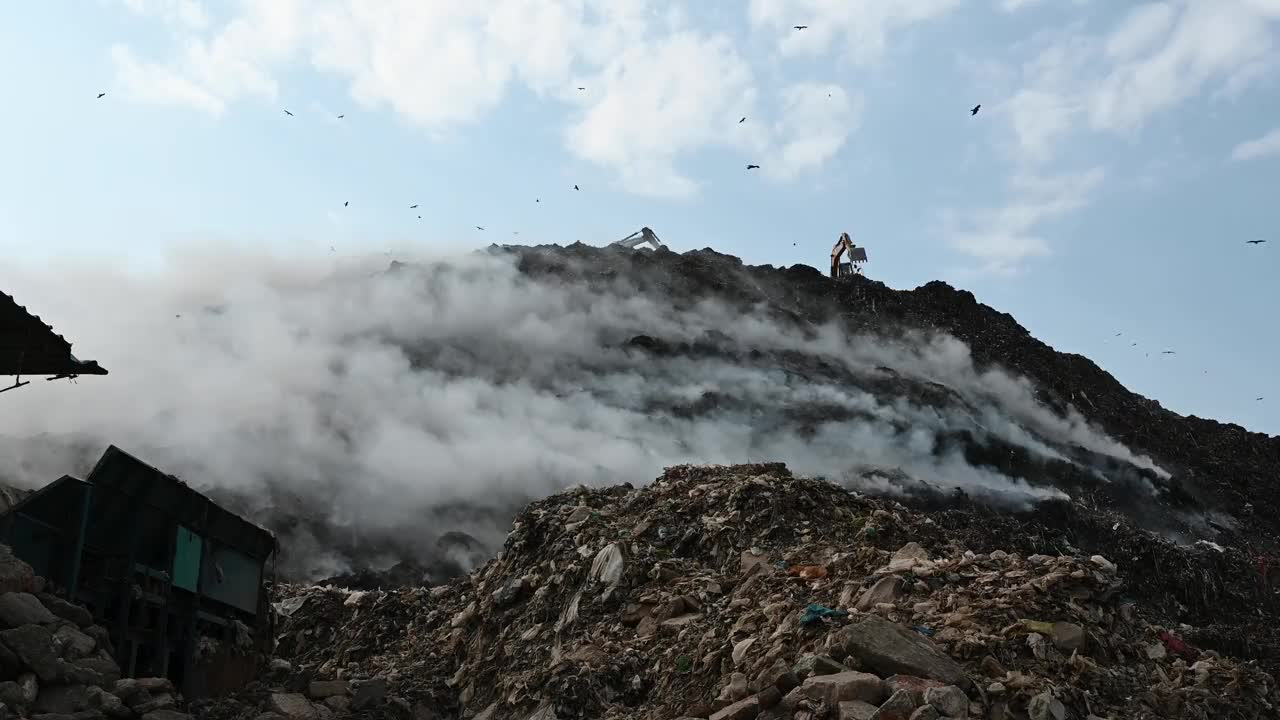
[196,463,1276,720]
[0,543,192,720]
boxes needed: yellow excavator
[830,232,868,278]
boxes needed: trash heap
[0,543,192,720]
[209,463,1275,720]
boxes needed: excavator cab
[612,227,666,251]
[830,232,867,278]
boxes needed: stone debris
[0,543,191,720]
[194,464,1276,720]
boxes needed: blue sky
[2,0,1278,435]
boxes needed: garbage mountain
[200,462,1276,720]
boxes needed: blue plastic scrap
[800,603,849,626]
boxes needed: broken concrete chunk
[792,654,847,680]
[871,689,918,720]
[0,593,57,628]
[801,671,886,706]
[709,695,760,720]
[838,700,879,720]
[1027,691,1066,720]
[855,576,905,612]
[840,615,968,687]
[1050,622,1085,652]
[908,706,939,720]
[1,625,60,682]
[924,685,968,718]
[268,693,319,720]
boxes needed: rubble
[198,463,1276,720]
[0,543,191,720]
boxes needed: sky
[1,0,1278,436]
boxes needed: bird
[329,246,335,252]
[284,110,294,116]
[417,215,422,219]
[1162,350,1176,355]
[574,184,580,191]
[577,87,586,91]
[1246,239,1267,244]
[793,25,808,30]
[1131,342,1138,347]
[970,104,981,116]
[410,204,418,209]
[344,201,349,207]
[476,226,484,231]
[739,117,746,123]
[1258,397,1265,401]
[96,93,106,99]
[1114,332,1122,337]
[747,164,760,170]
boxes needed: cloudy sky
[2,0,1278,434]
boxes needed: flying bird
[1114,332,1122,337]
[330,246,335,252]
[96,93,106,99]
[283,110,294,116]
[344,201,349,207]
[1131,342,1138,347]
[417,215,422,219]
[747,164,760,170]
[739,117,746,123]
[1162,350,1176,354]
[577,87,586,91]
[476,226,484,231]
[1246,239,1267,244]
[574,185,579,191]
[970,104,981,116]
[1258,397,1265,401]
[410,204,418,209]
[793,25,808,30]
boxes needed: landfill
[0,543,193,720]
[192,462,1276,720]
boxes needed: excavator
[612,227,666,251]
[830,232,868,278]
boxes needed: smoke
[0,244,1170,579]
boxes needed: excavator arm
[613,227,666,251]
[830,232,867,278]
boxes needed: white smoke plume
[0,244,1170,579]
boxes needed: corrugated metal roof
[0,290,107,377]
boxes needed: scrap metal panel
[173,526,203,592]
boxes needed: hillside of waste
[193,463,1276,720]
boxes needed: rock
[883,677,945,707]
[719,673,750,702]
[909,707,939,720]
[0,673,37,709]
[111,680,146,705]
[838,700,879,720]
[754,659,800,694]
[0,640,21,680]
[855,577,905,612]
[35,597,93,629]
[871,690,917,720]
[70,657,119,689]
[924,685,968,718]
[887,543,931,572]
[323,696,350,713]
[140,710,193,720]
[1027,692,1066,720]
[351,678,386,710]
[801,671,886,706]
[793,655,847,680]
[732,637,757,666]
[85,688,128,719]
[30,714,79,720]
[0,626,60,682]
[34,685,92,714]
[1050,622,1085,652]
[53,627,96,662]
[0,548,36,595]
[134,679,173,695]
[132,694,175,714]
[0,594,57,628]
[269,693,319,720]
[709,695,760,720]
[839,615,969,687]
[307,681,350,700]
[756,686,782,709]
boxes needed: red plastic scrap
[1157,630,1200,661]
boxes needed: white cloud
[1231,126,1280,160]
[1001,0,1046,11]
[747,0,962,64]
[1000,1,1280,166]
[108,0,887,197]
[947,167,1105,275]
[763,84,861,182]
